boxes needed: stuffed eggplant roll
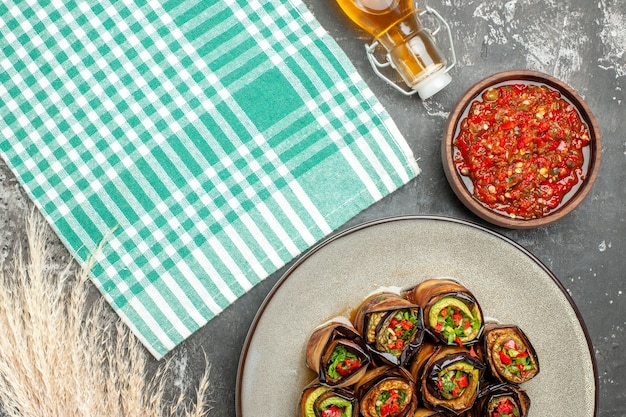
[298,379,358,417]
[468,383,531,417]
[306,316,370,388]
[352,292,425,366]
[482,323,540,384]
[355,366,417,417]
[420,346,484,415]
[404,279,483,347]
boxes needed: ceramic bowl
[442,70,601,229]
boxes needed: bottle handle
[364,6,456,97]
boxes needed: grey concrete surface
[1,0,624,416]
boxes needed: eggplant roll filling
[325,343,367,382]
[487,394,525,417]
[306,317,370,387]
[429,296,482,345]
[422,347,484,414]
[484,324,539,384]
[404,279,484,346]
[354,293,425,366]
[371,380,412,417]
[357,367,417,417]
[372,308,420,358]
[474,384,531,417]
[299,382,357,417]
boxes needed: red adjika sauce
[453,83,591,219]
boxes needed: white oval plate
[236,216,597,417]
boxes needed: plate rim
[235,214,598,416]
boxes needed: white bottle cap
[415,71,452,100]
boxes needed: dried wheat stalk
[0,213,211,416]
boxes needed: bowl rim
[442,69,602,229]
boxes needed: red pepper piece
[436,379,444,391]
[321,405,342,417]
[499,349,512,365]
[336,358,361,376]
[456,374,469,388]
[497,399,515,415]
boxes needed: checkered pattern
[0,0,419,358]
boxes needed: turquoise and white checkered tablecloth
[0,0,419,358]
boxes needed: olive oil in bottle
[335,0,453,99]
